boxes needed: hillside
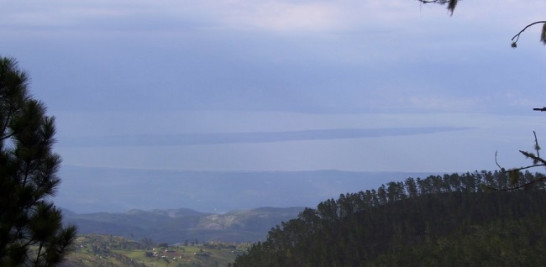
[63,207,303,243]
[234,171,546,266]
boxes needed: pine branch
[417,0,458,15]
[492,131,546,191]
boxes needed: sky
[2,0,546,174]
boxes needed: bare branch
[534,131,541,159]
[508,163,546,173]
[494,151,503,169]
[484,175,546,192]
[511,21,546,48]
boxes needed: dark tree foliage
[418,0,458,15]
[233,171,546,266]
[0,57,76,266]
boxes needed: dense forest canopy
[233,171,546,266]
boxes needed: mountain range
[55,166,438,213]
[63,207,303,243]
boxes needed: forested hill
[233,171,546,266]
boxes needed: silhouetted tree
[0,57,76,266]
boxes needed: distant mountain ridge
[55,166,438,213]
[63,207,303,243]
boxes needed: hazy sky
[2,0,546,173]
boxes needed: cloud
[0,0,494,35]
[3,0,545,36]
[3,0,546,175]
[59,127,470,147]
[202,1,342,33]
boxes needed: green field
[61,234,249,267]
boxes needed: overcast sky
[2,0,546,173]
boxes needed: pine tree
[0,57,76,266]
